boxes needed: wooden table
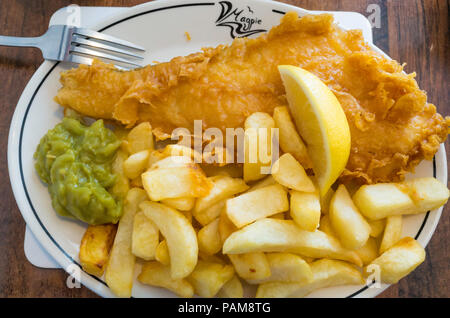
[0,0,448,298]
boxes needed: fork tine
[73,27,145,51]
[67,54,131,70]
[67,54,94,66]
[72,37,144,59]
[70,46,142,67]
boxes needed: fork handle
[0,35,42,48]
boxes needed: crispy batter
[54,12,448,184]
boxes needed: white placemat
[24,5,374,269]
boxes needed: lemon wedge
[278,65,350,196]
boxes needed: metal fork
[0,25,145,69]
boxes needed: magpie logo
[216,1,267,39]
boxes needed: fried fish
[54,12,449,184]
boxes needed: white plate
[8,0,447,298]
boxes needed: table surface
[0,0,448,298]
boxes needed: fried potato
[201,164,243,178]
[400,177,450,213]
[130,176,143,188]
[318,215,336,237]
[155,240,170,265]
[320,187,335,214]
[138,262,194,298]
[271,212,286,219]
[353,183,415,220]
[194,200,226,227]
[182,210,193,224]
[105,188,148,297]
[368,219,385,237]
[290,190,320,231]
[228,252,271,281]
[271,153,315,192]
[79,224,117,277]
[194,175,249,215]
[131,211,159,260]
[147,149,167,168]
[256,259,364,298]
[140,201,198,279]
[226,184,289,228]
[198,218,222,255]
[187,260,235,298]
[330,184,371,250]
[355,237,378,266]
[218,209,237,244]
[246,175,277,192]
[142,165,212,201]
[247,253,312,285]
[202,146,233,166]
[150,155,193,169]
[110,149,130,199]
[244,112,275,182]
[366,237,425,284]
[123,149,150,179]
[379,215,402,254]
[159,144,202,163]
[161,197,195,211]
[198,251,227,264]
[217,275,244,298]
[223,219,362,266]
[273,106,311,169]
[124,122,154,155]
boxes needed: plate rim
[7,0,447,298]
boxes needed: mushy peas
[34,117,122,225]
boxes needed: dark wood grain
[0,0,448,298]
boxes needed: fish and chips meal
[34,12,449,297]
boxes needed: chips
[379,215,402,254]
[161,197,195,211]
[223,219,362,266]
[79,224,117,277]
[105,188,148,298]
[256,259,364,298]
[110,149,130,199]
[194,175,249,216]
[273,106,311,169]
[142,165,212,201]
[226,184,289,228]
[355,237,379,266]
[195,199,226,227]
[131,211,158,260]
[155,240,170,266]
[353,183,414,220]
[366,237,425,284]
[247,253,313,285]
[85,111,448,298]
[198,218,222,255]
[123,149,150,179]
[244,112,276,182]
[140,201,198,279]
[138,262,194,298]
[123,122,154,155]
[272,153,315,192]
[217,275,244,298]
[329,184,371,250]
[228,252,271,281]
[290,190,320,231]
[187,260,235,298]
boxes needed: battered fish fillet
[55,12,449,184]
